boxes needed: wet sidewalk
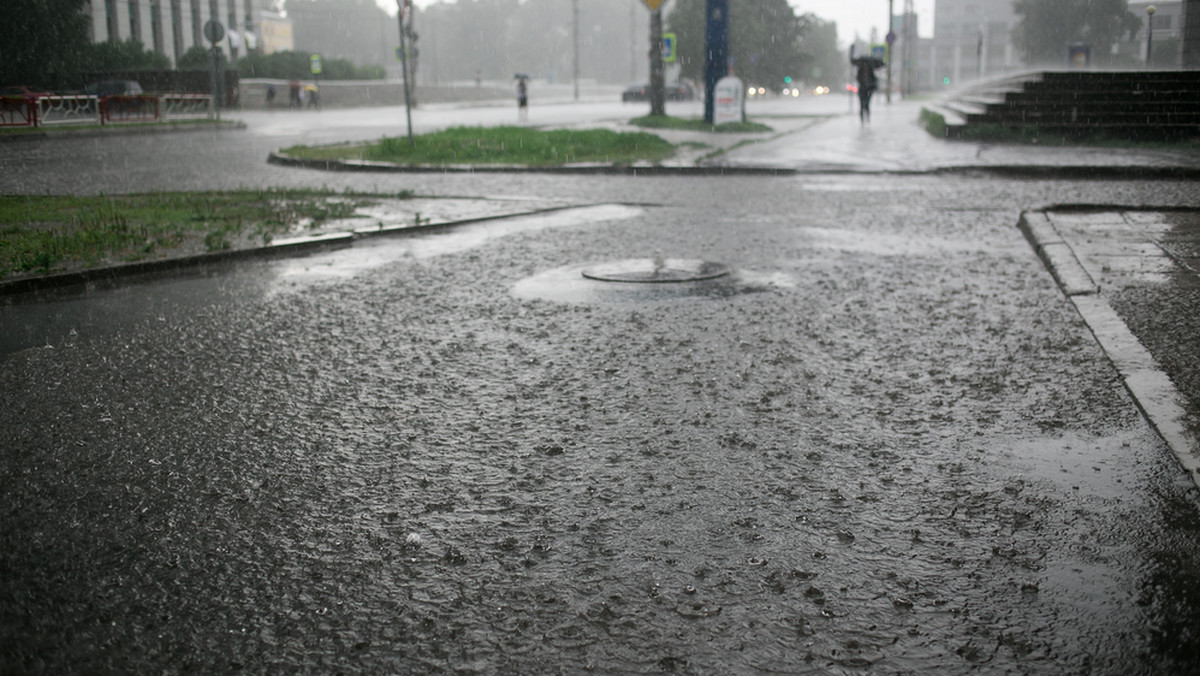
[713,98,1200,175]
[1020,207,1200,485]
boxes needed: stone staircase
[925,70,1200,142]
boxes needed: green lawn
[281,125,678,166]
[0,189,403,278]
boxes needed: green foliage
[178,45,225,70]
[918,108,947,138]
[283,126,678,166]
[284,0,401,75]
[1012,0,1141,65]
[0,190,380,277]
[236,51,384,80]
[667,0,838,89]
[84,39,173,72]
[0,0,91,88]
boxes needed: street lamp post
[1146,5,1157,66]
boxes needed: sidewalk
[1020,208,1200,488]
[713,98,1200,175]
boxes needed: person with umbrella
[515,74,529,121]
[852,56,883,124]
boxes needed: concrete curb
[268,152,1200,180]
[1019,208,1200,491]
[1016,211,1099,296]
[265,152,797,176]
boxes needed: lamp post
[1146,5,1157,66]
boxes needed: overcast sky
[387,0,936,46]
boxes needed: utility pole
[703,0,729,123]
[902,0,914,97]
[886,0,894,103]
[649,8,665,115]
[573,0,580,100]
[397,0,414,146]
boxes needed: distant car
[0,85,53,100]
[621,82,695,102]
[84,80,144,97]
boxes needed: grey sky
[389,0,936,47]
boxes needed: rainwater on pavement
[3,103,1200,674]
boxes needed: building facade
[84,0,283,66]
[1128,1,1185,64]
[929,0,1020,89]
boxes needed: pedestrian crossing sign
[662,33,676,62]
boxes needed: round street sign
[204,19,225,44]
[886,31,897,44]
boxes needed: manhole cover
[581,258,731,283]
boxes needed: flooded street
[3,110,1200,672]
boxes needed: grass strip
[282,125,677,166]
[0,189,405,278]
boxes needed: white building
[1128,0,1185,64]
[929,0,1020,89]
[85,0,268,66]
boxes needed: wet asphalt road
[4,110,1200,673]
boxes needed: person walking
[853,57,879,124]
[515,76,528,122]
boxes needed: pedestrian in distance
[266,84,276,111]
[852,56,881,124]
[288,80,301,109]
[515,74,529,122]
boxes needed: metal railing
[1,98,38,127]
[0,94,215,128]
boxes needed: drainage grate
[581,258,731,284]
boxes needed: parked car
[0,85,53,100]
[83,80,144,97]
[621,82,695,102]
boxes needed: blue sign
[662,33,676,63]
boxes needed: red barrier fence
[1,94,212,129]
[0,97,38,127]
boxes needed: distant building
[85,0,268,66]
[257,10,294,55]
[888,12,932,94]
[929,0,1020,89]
[1128,1,1185,65]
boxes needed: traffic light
[943,77,951,85]
[783,76,792,84]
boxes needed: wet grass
[0,189,407,278]
[629,115,772,133]
[282,125,677,166]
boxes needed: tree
[235,51,385,79]
[83,39,173,72]
[1012,0,1141,65]
[667,0,809,88]
[284,0,398,69]
[795,15,841,88]
[0,0,91,88]
[178,45,225,71]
